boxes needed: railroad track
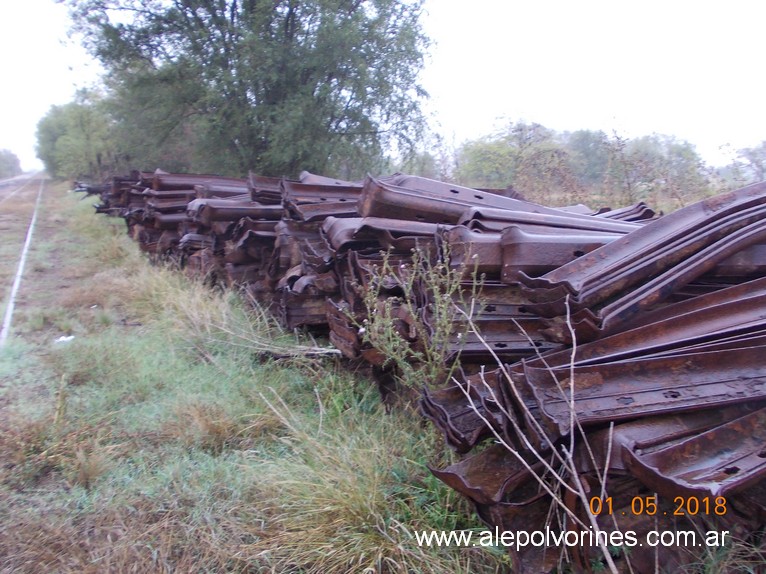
[0,173,46,346]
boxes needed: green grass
[4,182,759,574]
[0,182,506,573]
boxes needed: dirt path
[1,177,103,345]
[0,178,104,401]
[0,175,44,286]
[0,177,45,345]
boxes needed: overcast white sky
[420,0,766,166]
[1,0,764,171]
[0,0,101,171]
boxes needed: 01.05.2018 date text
[588,495,727,517]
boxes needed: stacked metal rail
[81,171,766,573]
[420,182,766,572]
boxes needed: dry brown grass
[58,270,125,307]
[0,413,116,491]
[0,497,256,573]
[161,401,286,454]
[0,182,508,574]
[0,201,35,218]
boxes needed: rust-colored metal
[500,225,620,283]
[459,205,640,234]
[151,170,247,192]
[624,406,766,498]
[523,346,766,437]
[187,198,283,227]
[518,181,766,315]
[85,168,766,572]
[358,174,577,224]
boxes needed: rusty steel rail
[518,182,766,314]
[81,169,766,573]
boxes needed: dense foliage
[451,121,760,209]
[38,1,766,200]
[62,0,430,179]
[35,92,119,181]
[0,149,22,178]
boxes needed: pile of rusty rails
[84,170,766,573]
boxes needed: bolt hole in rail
[0,173,45,347]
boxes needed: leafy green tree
[453,122,712,209]
[454,121,581,203]
[101,65,202,173]
[390,150,437,179]
[36,91,120,180]
[64,0,429,178]
[604,134,710,208]
[659,137,711,207]
[0,150,22,178]
[453,135,518,189]
[454,122,554,188]
[514,144,583,205]
[561,130,611,187]
[737,141,766,183]
[36,105,69,177]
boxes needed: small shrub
[350,245,480,391]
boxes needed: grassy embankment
[2,182,763,574]
[0,182,506,573]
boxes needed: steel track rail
[0,176,45,346]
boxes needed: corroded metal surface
[82,170,766,572]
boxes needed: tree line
[0,149,22,179]
[446,123,766,210]
[37,0,765,210]
[41,0,428,181]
